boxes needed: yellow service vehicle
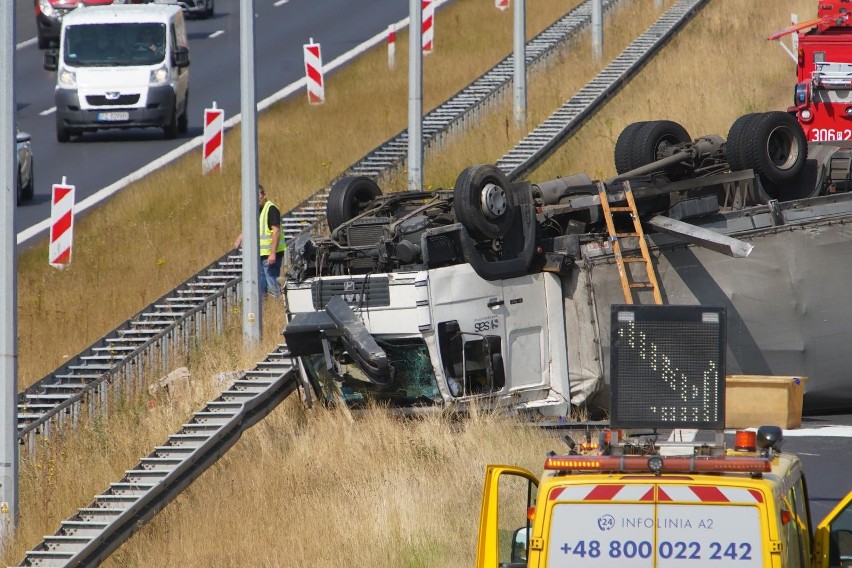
[476,426,852,568]
[476,304,852,568]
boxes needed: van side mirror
[172,46,190,68]
[43,49,58,72]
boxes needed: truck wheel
[725,112,763,173]
[327,176,382,231]
[614,121,648,174]
[630,120,692,180]
[56,121,70,144]
[453,164,517,240]
[743,111,807,185]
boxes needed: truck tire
[327,176,382,231]
[453,164,516,240]
[629,120,692,180]
[614,121,648,174]
[725,112,763,173]
[742,111,807,185]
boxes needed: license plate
[97,111,129,122]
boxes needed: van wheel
[163,102,178,140]
[327,176,382,231]
[177,93,189,134]
[206,0,214,17]
[56,121,70,143]
[453,164,517,240]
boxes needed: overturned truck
[283,111,852,416]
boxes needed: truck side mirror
[172,46,190,68]
[44,49,58,72]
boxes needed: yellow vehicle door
[813,490,852,567]
[476,465,539,568]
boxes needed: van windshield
[64,23,166,67]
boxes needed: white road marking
[208,30,224,39]
[39,107,57,117]
[782,425,852,437]
[16,0,454,246]
[16,38,38,50]
[274,0,289,6]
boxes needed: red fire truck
[771,3,852,142]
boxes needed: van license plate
[97,112,129,122]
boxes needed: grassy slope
[6,0,813,565]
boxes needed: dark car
[16,127,34,204]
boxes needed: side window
[437,321,504,397]
[782,476,811,568]
[170,24,178,52]
[791,477,812,566]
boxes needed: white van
[47,3,190,142]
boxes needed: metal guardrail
[18,252,243,455]
[17,0,623,452]
[16,348,298,567]
[498,0,709,181]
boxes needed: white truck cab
[46,3,190,142]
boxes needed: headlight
[38,0,55,17]
[149,66,168,86]
[58,70,76,88]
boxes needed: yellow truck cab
[476,426,852,568]
[477,304,852,568]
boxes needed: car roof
[63,4,182,26]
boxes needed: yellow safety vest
[259,201,287,257]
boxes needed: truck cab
[476,426,852,568]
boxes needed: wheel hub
[480,183,507,219]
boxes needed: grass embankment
[6,0,812,565]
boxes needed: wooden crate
[725,375,808,430]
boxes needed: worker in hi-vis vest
[234,185,287,298]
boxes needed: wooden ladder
[597,180,662,305]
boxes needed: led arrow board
[610,305,726,429]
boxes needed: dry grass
[5,0,815,565]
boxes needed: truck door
[476,465,539,568]
[813,490,852,568]
[499,273,552,393]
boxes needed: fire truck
[772,1,852,142]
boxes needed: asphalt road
[13,0,409,243]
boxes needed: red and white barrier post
[387,24,396,69]
[422,0,434,54]
[495,0,509,11]
[304,38,325,105]
[202,102,224,174]
[49,177,75,269]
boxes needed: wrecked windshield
[64,23,166,66]
[304,338,441,407]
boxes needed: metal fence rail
[18,253,242,454]
[16,347,298,568]
[498,0,709,181]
